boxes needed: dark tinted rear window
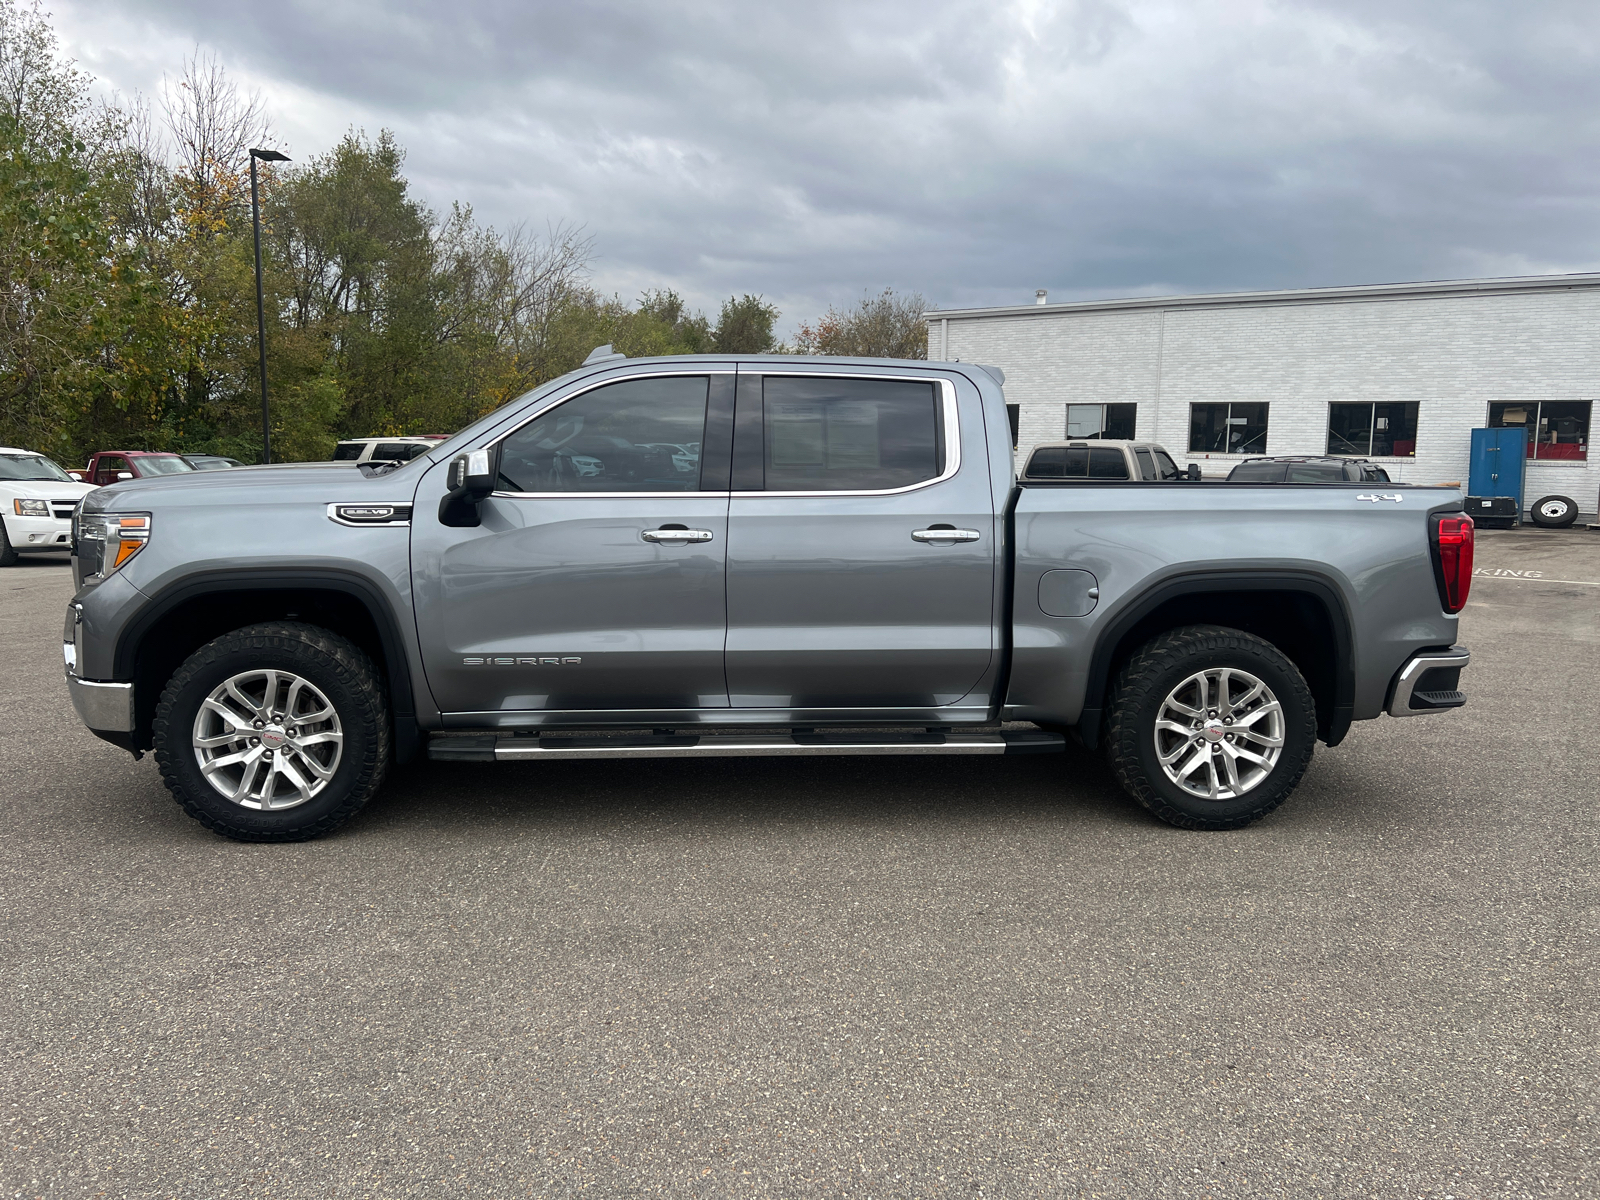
[1227,462,1286,482]
[1088,447,1129,479]
[1025,446,1090,478]
[332,443,365,460]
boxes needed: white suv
[0,447,96,565]
[331,436,447,465]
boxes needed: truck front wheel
[1103,624,1317,830]
[153,622,391,842]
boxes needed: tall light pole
[249,148,290,464]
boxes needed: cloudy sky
[50,0,1600,331]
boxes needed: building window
[1489,401,1590,461]
[1327,402,1419,458]
[1066,403,1136,440]
[1189,403,1269,454]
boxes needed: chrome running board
[428,729,1065,763]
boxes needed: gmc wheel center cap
[260,728,288,749]
[1203,722,1226,742]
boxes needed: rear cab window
[1025,446,1089,478]
[1088,447,1130,479]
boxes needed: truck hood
[79,459,434,513]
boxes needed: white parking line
[1472,571,1600,587]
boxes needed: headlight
[73,511,151,579]
[13,498,49,517]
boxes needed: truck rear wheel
[1103,624,1317,830]
[153,622,390,842]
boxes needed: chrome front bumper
[1387,646,1470,717]
[65,672,134,733]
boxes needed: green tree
[712,293,778,353]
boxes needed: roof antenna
[583,344,627,365]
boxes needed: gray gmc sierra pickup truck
[63,353,1474,841]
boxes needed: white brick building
[926,274,1600,515]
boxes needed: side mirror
[67,471,85,482]
[115,471,133,481]
[439,446,501,527]
[1185,464,1202,481]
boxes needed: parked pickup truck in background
[71,451,196,487]
[1022,439,1200,482]
[63,354,1475,842]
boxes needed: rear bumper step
[1386,646,1471,717]
[427,728,1066,763]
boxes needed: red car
[72,451,197,487]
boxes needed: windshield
[137,455,195,475]
[0,451,74,482]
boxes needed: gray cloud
[53,0,1600,328]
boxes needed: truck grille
[49,499,79,520]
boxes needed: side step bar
[429,729,1066,763]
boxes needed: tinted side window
[498,376,709,493]
[1134,449,1157,480]
[374,443,415,460]
[1153,450,1183,480]
[1285,464,1347,483]
[1228,462,1286,482]
[1088,447,1130,479]
[332,443,364,461]
[762,377,941,492]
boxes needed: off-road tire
[1530,495,1578,529]
[1103,624,1317,830]
[0,518,17,567]
[154,621,390,842]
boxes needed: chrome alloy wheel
[1153,667,1285,801]
[191,669,344,810]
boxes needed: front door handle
[912,527,981,543]
[642,527,714,544]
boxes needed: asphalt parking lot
[3,529,1596,1199]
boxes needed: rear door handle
[642,528,714,543]
[912,528,981,543]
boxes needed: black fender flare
[1074,569,1356,750]
[115,568,421,765]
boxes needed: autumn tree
[792,288,928,359]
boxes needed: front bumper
[7,513,72,551]
[64,602,136,745]
[1387,646,1470,717]
[66,672,134,733]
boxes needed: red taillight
[1435,514,1474,613]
